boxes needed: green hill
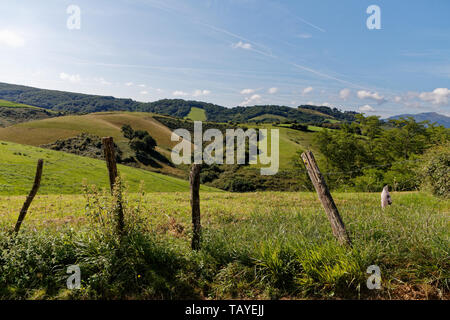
[0,140,217,195]
[0,99,55,127]
[0,99,46,110]
[184,107,206,121]
[0,82,358,124]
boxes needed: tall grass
[0,190,448,299]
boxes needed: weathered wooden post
[301,151,351,246]
[102,137,124,235]
[190,163,202,250]
[14,159,44,234]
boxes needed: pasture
[0,141,217,195]
[184,107,207,121]
[0,190,448,299]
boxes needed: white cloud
[232,41,252,50]
[268,87,278,94]
[173,90,188,97]
[240,88,255,95]
[0,29,25,48]
[59,72,81,83]
[125,82,133,86]
[172,90,210,97]
[357,90,386,104]
[359,104,375,112]
[302,86,313,95]
[394,96,402,103]
[418,88,450,105]
[140,91,148,95]
[297,33,312,39]
[94,77,111,85]
[240,94,262,106]
[339,88,351,100]
[193,89,211,97]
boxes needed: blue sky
[0,0,449,117]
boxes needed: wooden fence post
[301,151,352,246]
[14,159,43,234]
[190,164,202,250]
[102,137,124,235]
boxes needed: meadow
[184,107,207,121]
[0,99,45,110]
[0,190,448,299]
[0,141,216,195]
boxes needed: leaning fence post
[190,163,202,250]
[301,151,352,246]
[14,159,44,234]
[102,137,125,235]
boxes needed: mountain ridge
[386,112,450,128]
[0,82,357,124]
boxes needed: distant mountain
[0,82,357,123]
[386,112,450,128]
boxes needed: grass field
[0,99,45,110]
[184,107,207,121]
[0,140,217,195]
[0,191,448,299]
[246,124,323,169]
[0,112,186,175]
[0,112,322,170]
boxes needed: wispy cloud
[173,89,211,97]
[359,104,375,112]
[297,33,312,39]
[193,89,211,97]
[268,87,278,94]
[339,88,351,100]
[59,72,81,83]
[302,86,313,95]
[240,88,255,95]
[357,90,386,104]
[232,41,252,50]
[240,94,262,106]
[94,77,111,85]
[0,29,25,48]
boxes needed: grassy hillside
[184,107,207,121]
[0,141,217,195]
[0,112,184,173]
[0,191,447,299]
[0,112,323,170]
[0,82,358,124]
[0,99,46,110]
[0,99,56,128]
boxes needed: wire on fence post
[301,151,352,246]
[102,137,125,235]
[14,159,44,234]
[190,163,202,250]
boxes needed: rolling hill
[0,140,217,195]
[0,112,187,176]
[0,82,357,124]
[0,99,55,127]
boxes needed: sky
[0,0,449,117]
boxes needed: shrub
[420,143,450,198]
